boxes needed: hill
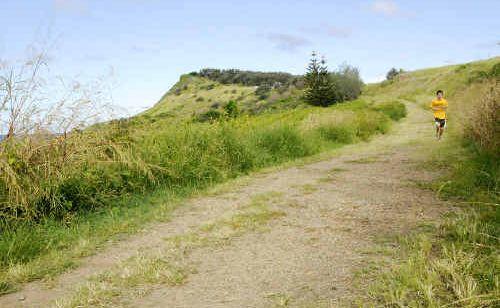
[140,73,305,121]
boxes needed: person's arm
[430,101,442,111]
[442,100,448,111]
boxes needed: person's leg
[435,121,440,138]
[438,120,445,140]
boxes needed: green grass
[373,101,407,121]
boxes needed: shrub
[198,68,297,87]
[374,101,407,121]
[386,68,403,81]
[196,110,222,122]
[255,84,271,100]
[224,100,239,118]
[330,64,364,101]
[254,125,317,164]
[355,111,390,139]
[317,124,356,144]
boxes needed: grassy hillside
[140,73,305,123]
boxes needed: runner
[430,90,448,140]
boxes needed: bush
[198,68,297,87]
[196,110,222,122]
[330,64,364,101]
[386,68,403,81]
[317,124,356,144]
[224,100,239,118]
[255,84,272,100]
[254,125,317,164]
[374,101,407,121]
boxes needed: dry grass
[456,80,499,155]
[0,127,151,224]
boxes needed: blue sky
[1,0,498,115]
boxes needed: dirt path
[1,102,452,307]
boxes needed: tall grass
[0,129,151,226]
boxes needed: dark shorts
[434,118,446,128]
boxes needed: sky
[1,0,499,116]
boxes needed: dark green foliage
[330,64,364,101]
[196,110,222,122]
[304,52,340,107]
[255,125,317,164]
[386,67,404,81]
[255,84,272,100]
[224,100,239,118]
[195,97,204,102]
[470,62,500,83]
[317,125,356,144]
[490,62,500,78]
[198,68,298,87]
[373,101,407,121]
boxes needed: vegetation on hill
[385,67,404,81]
[145,55,362,122]
[194,68,298,87]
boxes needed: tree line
[191,69,299,87]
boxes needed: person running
[430,90,448,140]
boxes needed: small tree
[255,84,271,100]
[304,52,339,107]
[386,67,404,81]
[224,100,239,118]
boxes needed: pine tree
[304,52,339,107]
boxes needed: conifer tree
[304,52,339,107]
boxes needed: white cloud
[325,26,352,38]
[300,25,352,39]
[266,33,311,52]
[371,0,399,16]
[53,0,88,15]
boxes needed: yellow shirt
[430,98,448,119]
